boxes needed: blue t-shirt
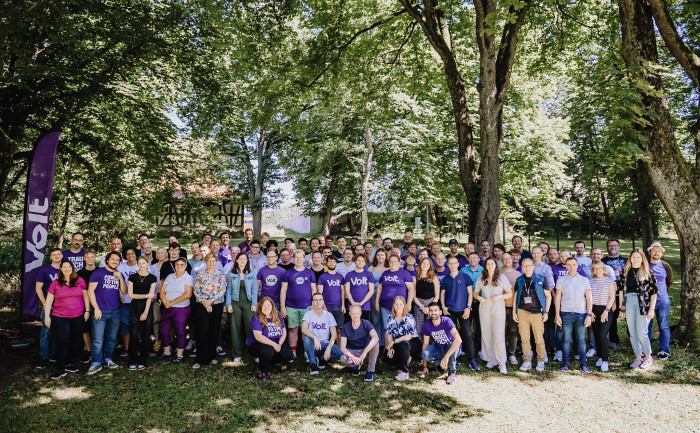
[440,272,474,311]
[378,269,412,310]
[89,267,122,310]
[62,249,85,271]
[317,272,344,308]
[257,266,286,303]
[650,262,668,301]
[282,267,316,309]
[341,319,374,350]
[422,316,459,350]
[36,265,59,296]
[345,270,375,311]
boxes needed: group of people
[35,229,673,382]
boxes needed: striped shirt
[590,277,614,306]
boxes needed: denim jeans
[626,293,652,357]
[91,309,120,366]
[647,297,671,353]
[302,336,342,365]
[561,312,587,366]
[421,344,461,374]
[39,309,56,360]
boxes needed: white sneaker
[554,351,562,362]
[600,362,609,372]
[185,339,196,351]
[508,355,518,365]
[586,348,596,358]
[233,357,242,362]
[595,358,603,367]
[536,361,545,371]
[519,361,532,371]
[395,371,409,381]
[544,352,549,363]
[105,360,118,369]
[499,364,507,375]
[630,358,642,369]
[486,361,498,369]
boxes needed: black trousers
[52,315,83,371]
[448,310,476,360]
[471,301,482,352]
[591,305,612,362]
[608,296,625,344]
[195,302,224,365]
[384,337,421,373]
[129,301,154,366]
[248,341,293,373]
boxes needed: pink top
[48,277,87,318]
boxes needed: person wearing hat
[447,239,468,268]
[646,242,673,360]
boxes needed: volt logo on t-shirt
[325,279,341,287]
[265,275,279,286]
[295,276,307,285]
[384,275,399,282]
[311,322,327,330]
[349,277,368,286]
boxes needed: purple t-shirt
[435,267,450,282]
[89,267,122,310]
[317,272,344,308]
[36,265,59,296]
[422,316,459,350]
[62,249,85,271]
[344,270,375,311]
[403,267,417,278]
[246,314,285,346]
[218,247,232,266]
[238,241,250,254]
[378,269,412,309]
[341,319,375,350]
[282,267,316,309]
[257,266,286,303]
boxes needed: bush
[0,239,22,275]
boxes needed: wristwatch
[605,308,611,312]
[586,313,593,317]
[466,305,472,310]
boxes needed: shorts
[327,306,345,328]
[286,307,309,329]
[119,304,130,336]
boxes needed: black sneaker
[120,351,129,358]
[51,370,67,380]
[216,346,226,356]
[129,364,137,371]
[49,358,57,363]
[36,358,49,369]
[170,356,184,365]
[156,353,173,363]
[364,371,374,382]
[351,366,361,376]
[64,364,79,373]
[318,358,327,370]
[82,355,93,364]
[657,351,669,361]
[310,364,320,375]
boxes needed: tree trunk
[400,0,529,245]
[619,0,700,350]
[629,160,655,250]
[57,173,73,249]
[321,162,340,237]
[360,117,374,243]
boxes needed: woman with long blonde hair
[618,249,658,369]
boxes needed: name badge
[524,296,532,304]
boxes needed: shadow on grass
[0,359,484,433]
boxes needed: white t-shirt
[335,262,355,278]
[163,272,192,307]
[302,309,337,343]
[117,263,139,304]
[556,274,591,314]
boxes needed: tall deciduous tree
[618,0,700,349]
[398,0,530,245]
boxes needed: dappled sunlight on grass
[21,386,91,408]
[215,397,233,406]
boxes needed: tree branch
[495,0,531,99]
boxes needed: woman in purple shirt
[247,297,293,380]
[376,255,415,335]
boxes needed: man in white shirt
[301,293,341,375]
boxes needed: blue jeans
[303,336,342,365]
[39,309,56,359]
[119,303,131,336]
[561,312,587,366]
[626,294,652,356]
[421,344,461,374]
[91,309,120,366]
[647,298,670,353]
